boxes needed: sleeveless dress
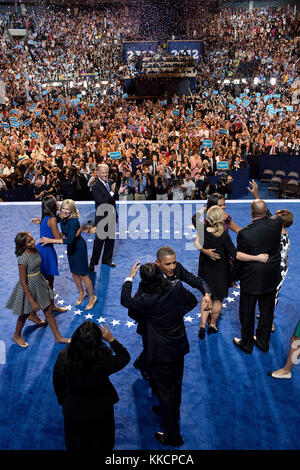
[275,232,290,306]
[60,217,89,276]
[6,251,55,315]
[36,216,59,277]
[198,223,237,300]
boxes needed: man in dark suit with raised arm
[233,199,282,354]
[89,163,118,271]
[128,245,212,381]
[121,262,198,447]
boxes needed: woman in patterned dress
[272,209,294,331]
[6,232,70,347]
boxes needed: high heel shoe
[75,292,87,306]
[198,327,206,339]
[207,325,218,334]
[85,295,97,310]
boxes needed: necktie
[105,181,110,192]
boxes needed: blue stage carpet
[0,200,299,450]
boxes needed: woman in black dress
[194,206,269,338]
[52,321,130,450]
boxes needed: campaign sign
[110,151,122,160]
[217,161,229,170]
[167,41,203,61]
[122,41,158,62]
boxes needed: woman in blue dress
[39,199,97,310]
[33,195,67,314]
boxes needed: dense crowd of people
[0,3,299,201]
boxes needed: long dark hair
[139,263,170,295]
[41,195,57,220]
[15,232,29,257]
[206,193,224,211]
[66,321,111,378]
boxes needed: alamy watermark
[0,340,6,364]
[95,202,205,250]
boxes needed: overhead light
[270,77,276,85]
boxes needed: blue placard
[203,140,212,148]
[167,40,203,61]
[217,161,229,170]
[109,151,121,160]
[219,129,228,135]
[122,41,158,62]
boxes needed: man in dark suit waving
[89,164,118,271]
[233,199,282,354]
[128,246,212,381]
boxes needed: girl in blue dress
[33,195,67,314]
[39,199,97,310]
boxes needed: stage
[0,200,299,450]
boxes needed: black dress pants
[239,289,276,352]
[90,235,115,266]
[150,357,184,441]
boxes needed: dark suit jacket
[233,215,282,295]
[127,261,210,335]
[121,280,197,363]
[53,339,130,423]
[91,178,118,224]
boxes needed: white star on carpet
[197,313,202,318]
[233,291,240,297]
[111,319,120,326]
[74,309,82,316]
[184,315,193,323]
[54,293,59,299]
[59,255,64,258]
[223,304,227,308]
[85,313,94,320]
[57,299,66,305]
[96,316,106,323]
[227,297,235,303]
[64,305,73,310]
[88,239,93,242]
[125,321,135,328]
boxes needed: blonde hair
[206,206,226,237]
[60,199,79,219]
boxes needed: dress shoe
[198,327,206,339]
[75,292,87,306]
[89,264,95,272]
[154,432,184,447]
[102,262,116,268]
[85,295,98,311]
[268,370,291,379]
[232,337,252,354]
[53,306,68,313]
[208,325,218,334]
[253,336,269,353]
[28,313,46,326]
[13,335,28,348]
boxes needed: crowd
[0,4,299,202]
